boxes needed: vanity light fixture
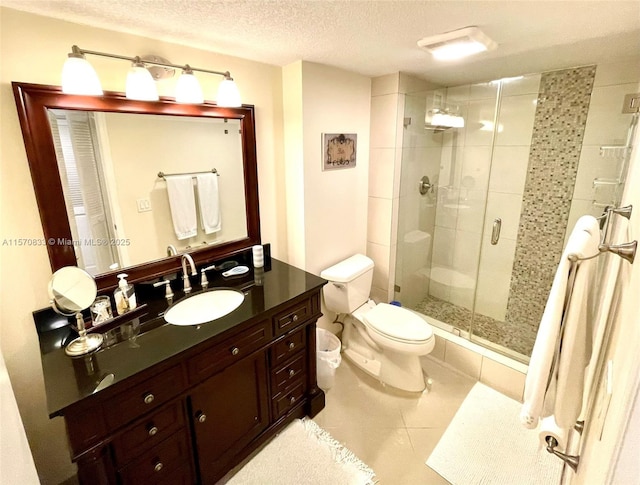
[61,45,242,106]
[175,66,204,104]
[417,26,497,61]
[126,57,159,101]
[61,47,103,95]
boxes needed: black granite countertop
[34,258,326,417]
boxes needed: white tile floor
[314,357,476,484]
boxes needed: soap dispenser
[114,273,137,316]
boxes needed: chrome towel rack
[157,168,219,179]
[570,205,637,264]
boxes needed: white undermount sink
[164,290,245,326]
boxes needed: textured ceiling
[2,0,639,85]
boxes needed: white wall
[572,103,640,484]
[0,8,284,483]
[283,61,371,276]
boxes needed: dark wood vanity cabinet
[63,288,325,485]
[190,351,270,483]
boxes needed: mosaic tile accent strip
[505,66,596,333]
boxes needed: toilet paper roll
[538,416,568,451]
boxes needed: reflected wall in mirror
[13,82,260,289]
[48,110,247,275]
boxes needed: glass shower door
[395,83,500,338]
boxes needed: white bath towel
[196,173,221,234]
[165,175,197,240]
[520,215,600,430]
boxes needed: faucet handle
[200,265,217,289]
[153,278,174,300]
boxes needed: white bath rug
[426,382,563,485]
[227,418,377,484]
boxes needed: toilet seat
[363,303,433,343]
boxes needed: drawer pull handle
[289,396,296,404]
[197,412,207,423]
[143,393,155,405]
[231,347,240,356]
[154,462,163,473]
[288,342,295,350]
[292,314,299,322]
[148,425,158,437]
[288,369,295,377]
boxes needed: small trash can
[316,328,342,390]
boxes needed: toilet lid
[363,303,433,342]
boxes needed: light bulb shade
[216,78,241,107]
[61,56,103,95]
[175,71,204,104]
[126,65,159,101]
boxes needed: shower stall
[394,66,638,363]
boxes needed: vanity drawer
[188,320,270,384]
[270,328,306,366]
[118,431,191,485]
[272,381,306,419]
[105,365,185,430]
[273,298,311,335]
[112,401,185,466]
[271,353,306,396]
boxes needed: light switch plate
[136,198,152,212]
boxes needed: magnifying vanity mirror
[48,266,103,356]
[13,82,260,290]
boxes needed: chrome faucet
[181,253,197,293]
[166,244,178,256]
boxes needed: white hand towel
[520,215,600,430]
[196,173,221,234]
[165,175,197,240]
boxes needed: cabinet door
[190,351,269,483]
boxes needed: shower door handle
[491,218,502,245]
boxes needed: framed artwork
[322,133,357,170]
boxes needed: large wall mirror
[13,82,260,290]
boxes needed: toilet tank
[320,254,374,313]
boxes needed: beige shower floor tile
[314,358,476,484]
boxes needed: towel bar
[546,436,580,472]
[569,205,637,264]
[158,168,219,178]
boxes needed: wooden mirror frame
[12,82,260,290]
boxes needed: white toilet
[320,254,435,392]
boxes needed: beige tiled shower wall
[564,56,640,244]
[368,73,441,303]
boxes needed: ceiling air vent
[417,26,497,61]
